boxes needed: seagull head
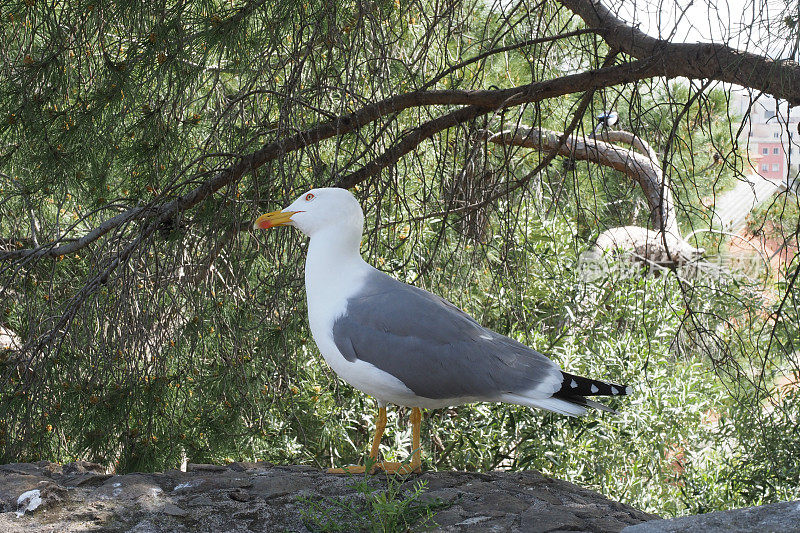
[253,187,364,238]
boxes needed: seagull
[593,110,618,135]
[254,188,631,474]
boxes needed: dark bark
[559,0,800,105]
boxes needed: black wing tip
[558,372,632,398]
[553,372,633,414]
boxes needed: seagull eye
[305,193,315,201]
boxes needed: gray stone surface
[0,461,656,532]
[621,500,800,533]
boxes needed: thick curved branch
[481,126,677,235]
[559,0,800,105]
[596,129,659,162]
[481,126,704,265]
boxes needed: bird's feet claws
[373,461,421,475]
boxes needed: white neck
[304,226,372,319]
[306,224,365,271]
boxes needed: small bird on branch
[593,111,618,135]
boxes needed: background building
[732,90,800,187]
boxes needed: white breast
[304,238,416,405]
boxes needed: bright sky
[612,0,795,59]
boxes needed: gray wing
[332,270,561,400]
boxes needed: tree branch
[559,0,800,105]
[480,125,703,265]
[595,129,659,162]
[1,59,663,261]
[481,126,677,234]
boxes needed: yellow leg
[376,407,422,475]
[328,405,387,474]
[410,407,422,473]
[370,406,388,461]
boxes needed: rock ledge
[0,461,655,532]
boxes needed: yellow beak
[253,210,301,230]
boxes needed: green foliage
[299,462,448,533]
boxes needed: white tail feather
[500,394,587,417]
